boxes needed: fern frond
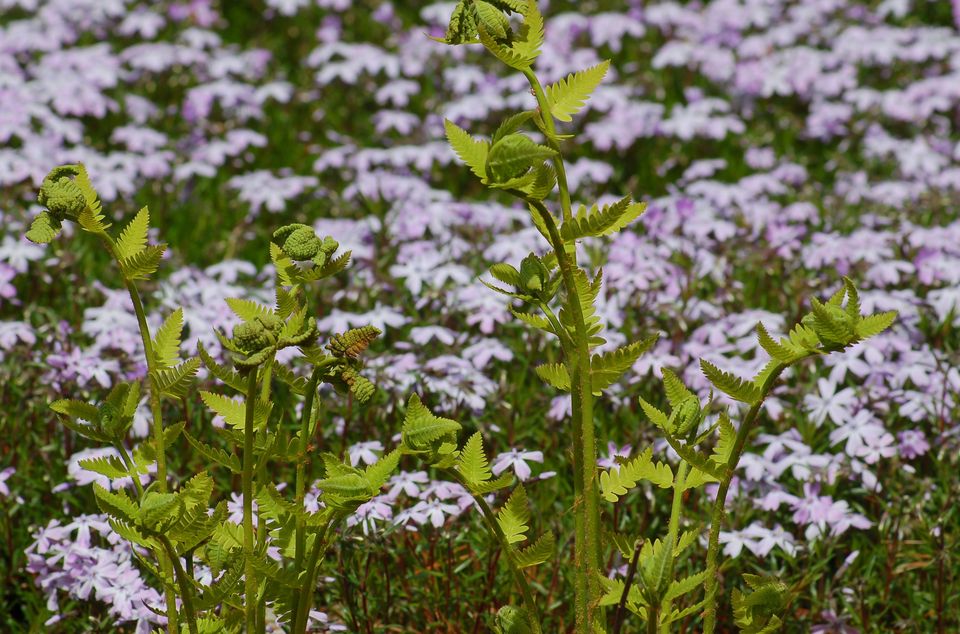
[119,244,165,280]
[400,394,461,451]
[535,362,570,391]
[560,197,646,241]
[590,334,658,392]
[151,358,199,398]
[545,60,610,122]
[445,119,489,181]
[497,485,531,544]
[116,207,150,259]
[152,308,184,369]
[515,530,554,568]
[457,432,492,488]
[700,359,761,405]
[599,447,673,502]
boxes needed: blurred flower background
[1,0,959,631]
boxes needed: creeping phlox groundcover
[2,0,958,632]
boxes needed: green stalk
[702,364,785,633]
[242,368,259,634]
[293,517,335,634]
[447,471,542,633]
[522,67,604,630]
[522,69,574,223]
[158,535,200,634]
[115,443,145,500]
[524,197,600,632]
[101,237,178,634]
[292,368,323,619]
[656,461,689,632]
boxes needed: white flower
[491,449,544,481]
[386,470,428,500]
[347,440,383,467]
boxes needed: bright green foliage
[119,244,166,280]
[590,334,658,393]
[24,163,412,634]
[544,60,610,122]
[599,448,673,502]
[731,575,787,633]
[400,393,462,452]
[152,308,185,368]
[535,362,571,391]
[700,359,761,405]
[638,534,674,599]
[516,531,555,568]
[116,207,150,259]
[457,432,493,488]
[560,196,646,241]
[486,133,557,185]
[497,485,531,544]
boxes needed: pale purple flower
[804,379,858,426]
[386,471,429,500]
[347,441,383,467]
[492,449,544,481]
[897,429,930,460]
[0,467,14,498]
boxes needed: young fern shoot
[28,166,400,634]
[435,2,897,633]
[437,0,648,630]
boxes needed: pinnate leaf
[497,485,531,544]
[700,359,761,405]
[116,207,150,259]
[545,60,610,122]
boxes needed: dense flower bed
[1,0,958,631]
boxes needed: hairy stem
[657,460,690,632]
[293,368,323,618]
[523,69,574,223]
[524,197,600,632]
[242,368,259,634]
[103,237,178,633]
[447,470,543,633]
[702,365,785,633]
[293,518,335,634]
[158,535,199,634]
[612,537,643,634]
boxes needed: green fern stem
[293,368,324,618]
[158,535,200,634]
[114,443,145,499]
[522,67,604,630]
[524,196,601,632]
[100,237,179,633]
[242,368,259,634]
[522,69,574,223]
[656,460,690,632]
[293,516,336,634]
[702,363,786,633]
[447,470,543,632]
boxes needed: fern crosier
[435,3,897,633]
[27,164,399,634]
